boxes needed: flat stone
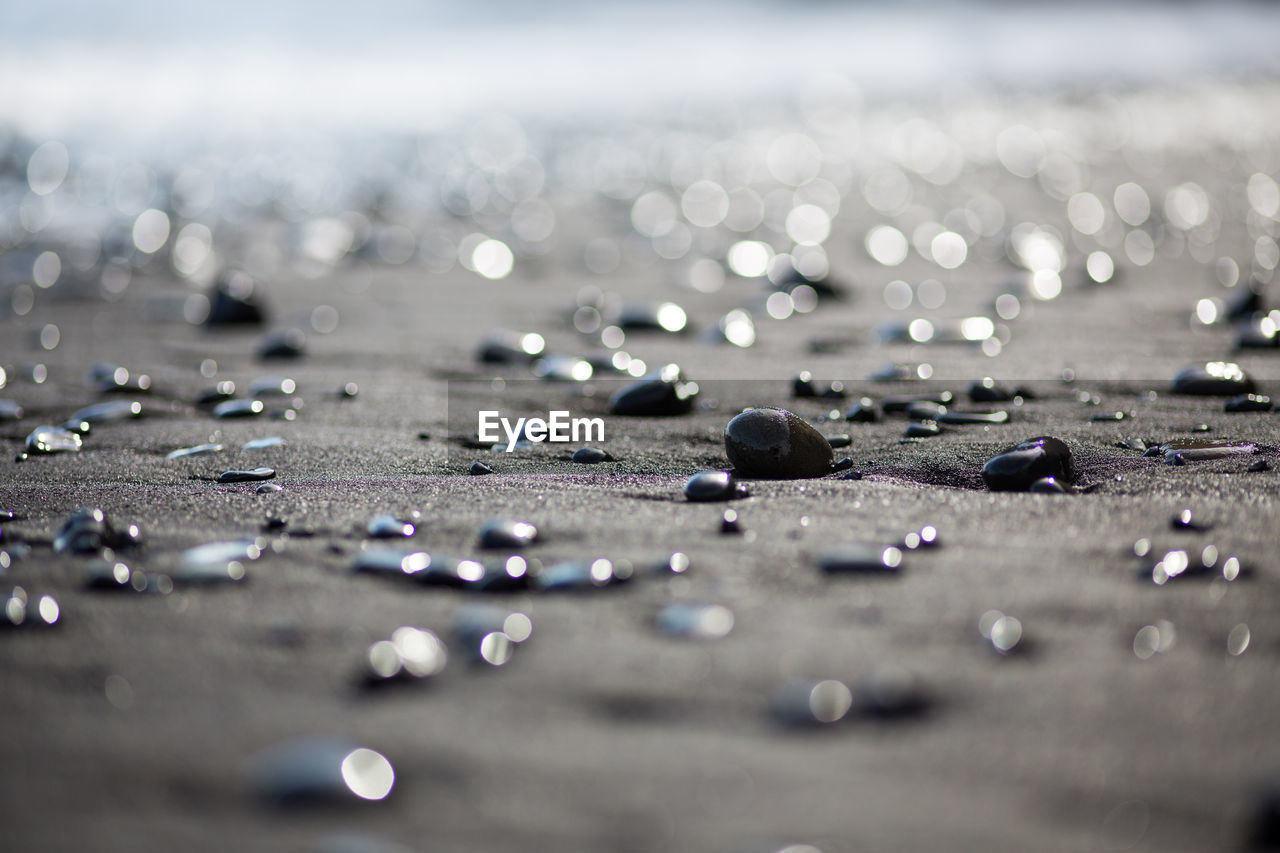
[257,328,306,360]
[1225,394,1272,413]
[175,539,262,584]
[469,462,494,475]
[166,443,223,459]
[770,679,853,727]
[724,407,834,479]
[844,397,880,423]
[218,467,276,483]
[247,736,395,804]
[937,410,1009,425]
[213,399,265,419]
[1170,362,1256,395]
[54,508,142,554]
[655,602,734,639]
[367,515,415,538]
[905,421,943,438]
[818,545,904,575]
[0,400,24,421]
[535,558,631,592]
[63,400,141,427]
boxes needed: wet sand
[3,78,1280,852]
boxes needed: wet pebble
[0,400,24,421]
[1028,476,1070,494]
[2,587,60,627]
[969,378,1016,403]
[247,737,395,805]
[206,275,267,326]
[88,362,151,394]
[612,300,688,333]
[469,461,494,476]
[1090,411,1128,422]
[244,436,286,450]
[937,410,1010,425]
[720,508,742,534]
[535,558,631,592]
[825,434,851,449]
[175,539,261,584]
[249,375,297,396]
[1152,439,1257,462]
[1171,507,1208,531]
[1225,394,1273,413]
[855,666,930,719]
[655,602,734,640]
[770,679,853,727]
[256,482,284,494]
[84,560,172,594]
[571,447,614,464]
[54,508,142,554]
[451,605,531,665]
[792,372,845,399]
[219,467,276,483]
[1170,362,1256,395]
[724,407,834,479]
[367,515,415,538]
[477,329,546,364]
[364,627,447,685]
[24,425,82,455]
[257,328,306,360]
[844,397,880,423]
[818,545,903,575]
[213,399,265,419]
[1235,312,1279,349]
[477,519,538,549]
[608,364,698,416]
[831,456,853,472]
[64,400,142,427]
[881,392,953,414]
[683,470,748,502]
[981,436,1074,492]
[905,421,943,438]
[166,442,223,459]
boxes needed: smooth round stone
[367,515,415,538]
[720,508,742,534]
[243,436,286,450]
[905,421,943,438]
[724,407,834,479]
[905,401,947,420]
[257,328,306,360]
[1225,393,1273,413]
[247,736,394,805]
[24,425,82,455]
[1090,411,1127,422]
[206,276,266,326]
[969,378,1015,403]
[477,519,538,549]
[981,436,1074,492]
[683,470,748,502]
[218,467,276,483]
[826,434,852,449]
[770,678,853,727]
[531,354,593,382]
[608,364,698,416]
[84,560,171,594]
[818,545,903,575]
[256,483,283,494]
[196,381,237,406]
[1170,362,1256,395]
[882,392,953,414]
[655,602,734,640]
[63,400,142,428]
[571,447,614,464]
[1236,313,1279,348]
[1028,476,1070,494]
[792,372,845,399]
[855,666,930,719]
[1155,439,1257,461]
[469,461,494,476]
[477,329,545,364]
[213,399,265,419]
[54,508,142,554]
[844,397,880,422]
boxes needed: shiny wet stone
[469,461,494,475]
[219,467,276,483]
[367,515,415,538]
[1090,411,1127,422]
[825,434,852,449]
[981,436,1074,491]
[2,587,60,627]
[249,375,297,396]
[1235,312,1279,348]
[655,601,734,639]
[477,329,546,364]
[1225,394,1272,413]
[818,545,904,575]
[24,425,82,455]
[882,392,953,414]
[724,407,834,479]
[792,372,845,399]
[1152,439,1257,461]
[243,436,286,449]
[84,560,172,594]
[1171,507,1208,530]
[54,507,142,554]
[608,364,698,416]
[213,399,265,419]
[175,539,261,584]
[844,397,880,422]
[1029,476,1070,494]
[770,678,853,727]
[166,442,223,459]
[855,666,930,719]
[612,300,688,333]
[535,558,631,592]
[205,276,267,326]
[720,508,742,534]
[364,627,447,684]
[247,736,395,805]
[451,605,532,665]
[1170,362,1256,395]
[905,421,943,438]
[88,362,151,394]
[0,400,24,421]
[904,401,947,420]
[256,483,283,494]
[684,470,748,502]
[477,519,538,549]
[937,410,1009,425]
[64,400,142,427]
[196,381,237,406]
[257,328,306,360]
[571,447,614,463]
[969,378,1016,403]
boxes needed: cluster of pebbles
[1,77,1279,849]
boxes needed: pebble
[571,447,614,463]
[881,392,953,414]
[469,461,494,475]
[256,483,284,494]
[818,545,904,575]
[844,397,880,423]
[855,666,930,719]
[969,378,1016,403]
[1225,394,1273,413]
[981,436,1074,491]
[904,401,947,420]
[905,421,943,438]
[257,328,307,360]
[247,736,395,804]
[364,627,447,684]
[831,457,854,472]
[655,602,735,639]
[613,300,688,333]
[166,443,224,459]
[367,515,415,538]
[196,381,237,406]
[24,425,82,455]
[243,436,286,449]
[792,372,845,399]
[825,434,852,449]
[937,410,1009,425]
[218,467,276,483]
[205,275,266,326]
[531,354,594,382]
[1171,507,1207,530]
[770,679,853,727]
[724,407,834,479]
[535,558,632,592]
[64,400,142,427]
[477,519,538,549]
[477,329,546,364]
[1235,312,1279,348]
[1170,362,1256,395]
[683,470,749,502]
[720,508,742,534]
[88,362,151,394]
[0,400,24,421]
[175,539,261,584]
[84,560,172,594]
[2,587,60,627]
[54,508,142,554]
[1152,439,1257,461]
[1028,476,1070,494]
[1090,411,1127,422]
[213,399,265,419]
[451,606,531,665]
[608,364,699,416]
[249,375,297,396]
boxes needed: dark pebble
[882,392,953,414]
[720,508,742,534]
[571,447,614,464]
[1090,411,1127,422]
[175,540,261,584]
[477,519,538,549]
[937,410,1009,425]
[655,601,735,639]
[825,434,852,449]
[0,399,23,421]
[818,544,903,574]
[249,375,297,396]
[684,470,748,502]
[855,666,930,719]
[981,436,1074,492]
[845,397,880,423]
[364,627,447,684]
[469,462,494,475]
[1170,362,1256,395]
[608,364,699,416]
[53,508,142,554]
[218,467,276,483]
[1155,439,1257,461]
[166,443,223,460]
[1028,476,1070,494]
[196,381,237,406]
[905,421,943,438]
[24,425,82,455]
[724,407,834,479]
[1170,508,1208,531]
[205,274,266,326]
[770,678,853,727]
[64,400,142,427]
[1225,394,1273,413]
[832,456,853,472]
[904,401,947,420]
[1235,312,1279,349]
[257,328,306,360]
[247,737,395,804]
[536,558,632,592]
[969,378,1015,403]
[84,560,171,594]
[367,515,415,538]
[213,399,265,419]
[2,587,60,627]
[612,300,688,333]
[1248,459,1271,472]
[477,329,546,364]
[793,372,845,399]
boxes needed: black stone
[1225,394,1273,413]
[1090,411,1127,422]
[724,407,834,479]
[63,400,142,427]
[826,434,852,449]
[205,274,266,326]
[257,328,306,360]
[608,365,698,416]
[24,425,82,455]
[793,372,845,399]
[218,467,276,483]
[469,461,494,476]
[904,401,947,420]
[477,329,545,364]
[719,509,742,534]
[832,457,854,472]
[53,508,142,554]
[0,399,23,421]
[937,410,1010,425]
[1235,313,1279,349]
[247,736,394,805]
[477,519,538,549]
[196,381,237,406]
[535,558,632,592]
[981,436,1074,492]
[905,421,943,438]
[1170,362,1256,395]
[683,470,748,502]
[213,399,264,419]
[367,515,415,538]
[969,378,1015,403]
[881,393,953,414]
[571,447,614,464]
[819,545,904,574]
[844,397,880,423]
